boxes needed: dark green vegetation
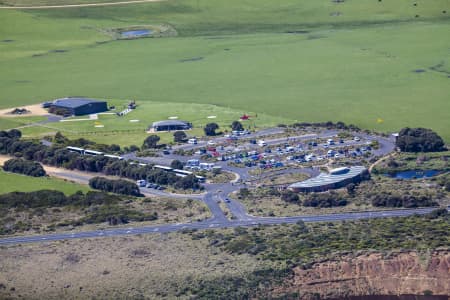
[373,151,450,174]
[142,135,160,149]
[0,129,200,190]
[204,122,219,136]
[0,190,156,235]
[2,158,46,177]
[181,211,450,299]
[349,175,447,208]
[89,176,141,196]
[0,0,449,142]
[173,130,187,143]
[396,127,446,152]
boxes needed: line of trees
[371,193,437,208]
[2,158,46,177]
[89,177,141,196]
[291,121,360,131]
[0,129,200,191]
[0,190,120,210]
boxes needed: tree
[7,129,22,139]
[173,131,187,143]
[396,127,445,152]
[346,183,356,196]
[281,190,300,203]
[54,131,68,144]
[238,188,251,199]
[142,135,160,149]
[204,123,219,136]
[3,158,46,177]
[231,121,244,131]
[129,145,140,152]
[170,159,184,170]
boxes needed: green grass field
[0,0,449,142]
[0,170,90,194]
[0,0,139,6]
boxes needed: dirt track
[0,0,165,9]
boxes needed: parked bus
[66,146,85,154]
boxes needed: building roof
[152,120,190,127]
[289,166,367,189]
[52,97,106,108]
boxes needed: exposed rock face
[279,251,450,299]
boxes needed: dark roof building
[50,98,108,116]
[151,120,192,132]
[289,166,369,193]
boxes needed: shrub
[396,127,445,152]
[89,177,141,196]
[3,158,46,177]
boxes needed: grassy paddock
[0,1,449,142]
[0,169,91,194]
[0,0,145,6]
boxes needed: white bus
[66,146,85,154]
[84,149,104,156]
[104,154,124,160]
[154,165,173,172]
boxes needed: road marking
[153,228,159,232]
[126,230,131,233]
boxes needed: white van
[257,140,267,147]
[188,138,198,144]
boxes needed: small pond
[120,29,152,38]
[385,170,442,179]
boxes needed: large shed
[151,120,192,132]
[50,98,108,116]
[289,166,369,193]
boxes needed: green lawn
[0,170,90,194]
[0,0,139,6]
[0,0,449,141]
[0,116,46,130]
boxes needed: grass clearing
[0,169,91,194]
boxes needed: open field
[0,1,449,142]
[0,169,91,194]
[0,0,163,7]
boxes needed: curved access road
[0,0,164,9]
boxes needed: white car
[353,136,361,142]
[207,141,216,146]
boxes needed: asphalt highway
[0,207,440,246]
